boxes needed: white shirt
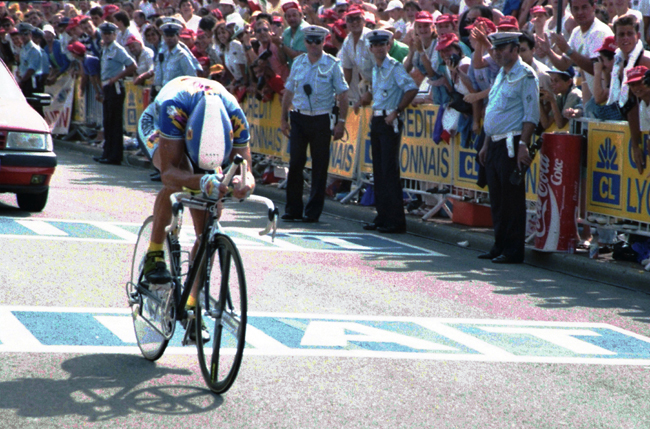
[568,18,613,96]
[218,40,247,81]
[338,28,373,102]
[641,99,650,131]
[135,46,154,75]
[184,14,202,33]
[631,0,650,17]
[613,9,645,43]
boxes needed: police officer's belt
[490,130,522,142]
[373,109,396,117]
[294,109,330,116]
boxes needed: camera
[449,53,461,68]
[259,49,272,61]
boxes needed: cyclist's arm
[157,135,209,191]
[229,145,255,199]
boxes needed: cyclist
[137,75,255,340]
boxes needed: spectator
[246,16,289,80]
[31,27,48,90]
[42,24,71,84]
[325,18,347,55]
[588,36,622,120]
[537,0,613,108]
[609,14,650,175]
[67,40,102,97]
[126,35,155,85]
[249,58,285,101]
[540,67,582,130]
[612,0,645,44]
[144,24,163,54]
[80,15,102,58]
[179,0,202,32]
[65,16,84,42]
[133,10,149,38]
[218,0,238,20]
[281,1,309,67]
[627,66,650,132]
[518,30,552,94]
[341,5,374,106]
[89,6,104,29]
[404,12,442,102]
[401,1,422,44]
[114,10,143,47]
[193,28,221,67]
[102,4,120,24]
[385,1,407,40]
[179,28,196,49]
[214,20,248,100]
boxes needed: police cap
[303,25,329,39]
[17,22,34,34]
[488,31,521,47]
[98,21,118,34]
[160,21,183,36]
[367,28,392,45]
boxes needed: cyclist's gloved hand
[200,174,222,199]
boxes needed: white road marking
[88,222,139,242]
[245,324,291,351]
[479,327,617,355]
[0,309,42,349]
[94,315,138,343]
[15,220,68,236]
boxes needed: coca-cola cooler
[534,133,581,252]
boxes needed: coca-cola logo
[537,153,550,198]
[551,158,563,186]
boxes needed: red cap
[497,15,519,30]
[344,5,364,17]
[197,29,206,37]
[414,11,434,23]
[530,5,547,15]
[103,4,119,19]
[435,32,459,50]
[125,35,140,45]
[0,2,6,7]
[272,15,284,25]
[466,16,496,34]
[180,28,195,38]
[9,28,18,35]
[79,15,91,23]
[3,16,13,25]
[435,14,454,25]
[41,1,52,7]
[66,16,81,31]
[332,19,347,39]
[67,41,87,56]
[626,65,649,83]
[210,9,223,20]
[281,1,302,13]
[597,35,617,53]
[320,9,339,21]
[248,0,262,12]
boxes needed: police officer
[95,22,137,165]
[477,32,539,264]
[361,29,417,234]
[153,20,197,94]
[16,22,44,116]
[280,25,349,223]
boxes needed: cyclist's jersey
[138,76,250,170]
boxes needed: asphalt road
[1,149,650,428]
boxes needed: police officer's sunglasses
[305,36,323,45]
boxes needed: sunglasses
[346,16,362,22]
[305,37,323,44]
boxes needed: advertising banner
[245,97,287,159]
[358,107,373,174]
[44,74,74,135]
[328,108,361,178]
[124,80,147,134]
[534,133,581,252]
[399,105,452,184]
[72,76,86,123]
[585,122,650,223]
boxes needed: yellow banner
[586,121,650,222]
[245,96,287,159]
[399,105,451,183]
[328,108,361,178]
[124,80,146,134]
[358,107,373,174]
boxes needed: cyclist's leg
[144,149,194,283]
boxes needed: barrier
[243,99,650,233]
[586,121,650,225]
[124,80,149,135]
[44,73,75,135]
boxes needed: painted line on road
[1,306,650,365]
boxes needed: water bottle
[589,230,599,259]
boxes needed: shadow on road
[361,251,650,325]
[0,354,222,422]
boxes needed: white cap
[219,0,236,7]
[385,0,403,12]
[42,24,56,35]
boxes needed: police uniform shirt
[484,58,540,138]
[100,40,136,82]
[153,43,197,87]
[19,40,42,77]
[39,44,50,76]
[371,55,418,110]
[285,53,349,112]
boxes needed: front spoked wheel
[196,234,247,394]
[129,216,176,361]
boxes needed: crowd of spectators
[1,0,650,148]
